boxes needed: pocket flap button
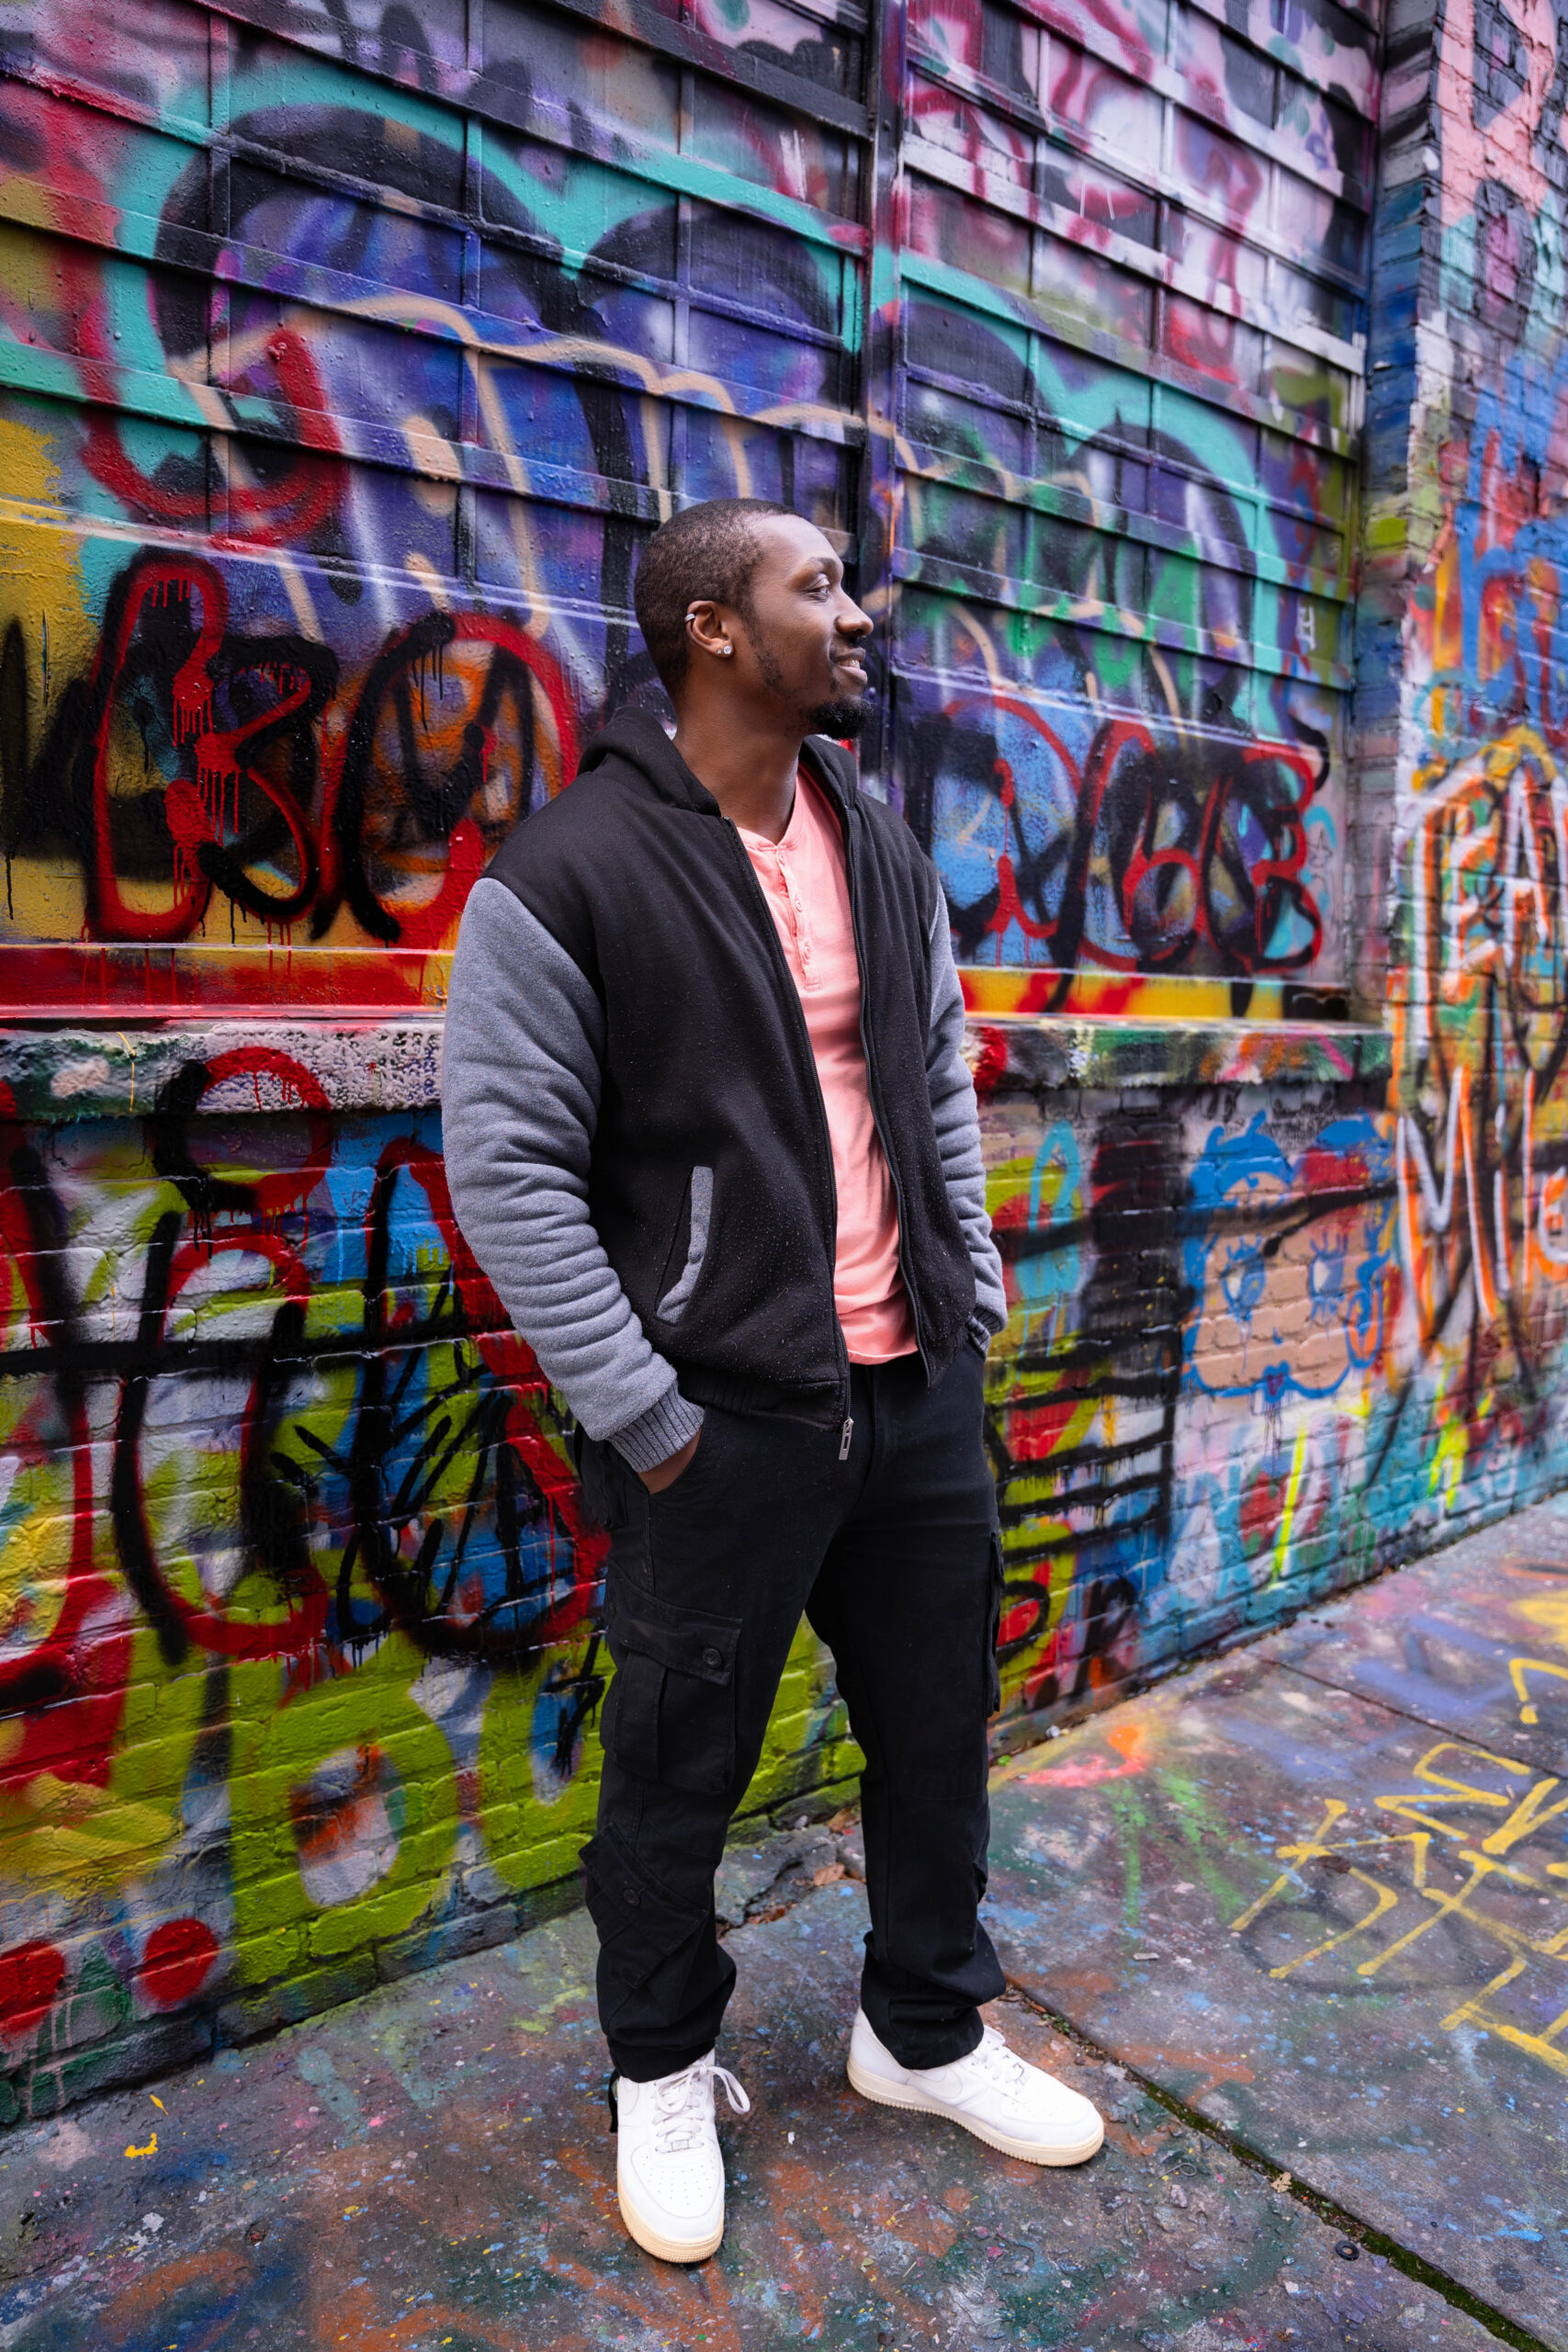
[702,1646,724,1670]
[622,1888,641,1907]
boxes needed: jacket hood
[576,707,859,813]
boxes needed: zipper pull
[839,1419,853,1462]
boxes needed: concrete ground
[7,1497,1568,2352]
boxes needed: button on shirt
[738,772,918,1363]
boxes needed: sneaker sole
[617,2179,724,2265]
[847,2053,1104,2167]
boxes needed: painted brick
[0,0,1560,2128]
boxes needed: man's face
[729,516,874,736]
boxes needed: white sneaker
[847,2010,1103,2165]
[614,2052,750,2262]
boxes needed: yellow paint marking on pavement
[1481,1774,1568,1854]
[1509,1657,1568,1725]
[1230,1799,1348,1934]
[1441,1959,1568,2075]
[1270,1872,1399,1980]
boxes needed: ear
[684,599,736,661]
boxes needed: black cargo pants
[576,1343,1006,2084]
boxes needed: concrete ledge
[0,1021,446,1122]
[967,1015,1393,1093]
[0,1011,1393,1123]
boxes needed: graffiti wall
[2,1015,1440,2122]
[0,0,1563,2125]
[0,1029,864,2117]
[0,0,1373,1017]
[1382,0,1568,1554]
[0,0,871,1014]
[881,0,1375,1009]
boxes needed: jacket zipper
[718,815,853,1426]
[828,786,931,1384]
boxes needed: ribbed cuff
[608,1383,706,1475]
[965,1312,997,1359]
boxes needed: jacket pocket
[604,1579,739,1795]
[985,1532,1004,1717]
[656,1165,713,1324]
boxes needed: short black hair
[634,499,793,692]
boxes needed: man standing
[443,499,1102,2265]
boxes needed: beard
[748,633,872,739]
[802,694,870,738]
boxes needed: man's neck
[672,707,802,844]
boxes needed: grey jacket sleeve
[927,902,1009,1344]
[440,877,704,1473]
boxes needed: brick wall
[1,0,1565,2122]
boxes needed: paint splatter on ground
[990,1492,1568,2346]
[6,1507,1564,2348]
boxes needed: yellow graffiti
[1269,1425,1311,1589]
[1229,1797,1350,1936]
[1510,1657,1568,1726]
[1441,1960,1568,2076]
[1515,1594,1568,1644]
[1232,1737,1568,2078]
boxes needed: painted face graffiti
[1186,1115,1395,1408]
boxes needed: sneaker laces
[969,2028,1031,2094]
[650,2055,750,2155]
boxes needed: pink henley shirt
[738,771,918,1364]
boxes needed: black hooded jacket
[474,709,981,1430]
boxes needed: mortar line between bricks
[1001,1974,1554,2352]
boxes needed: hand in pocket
[638,1429,701,1495]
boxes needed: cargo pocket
[604,1581,739,1795]
[656,1166,713,1325]
[581,1822,706,2018]
[985,1532,1004,1717]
